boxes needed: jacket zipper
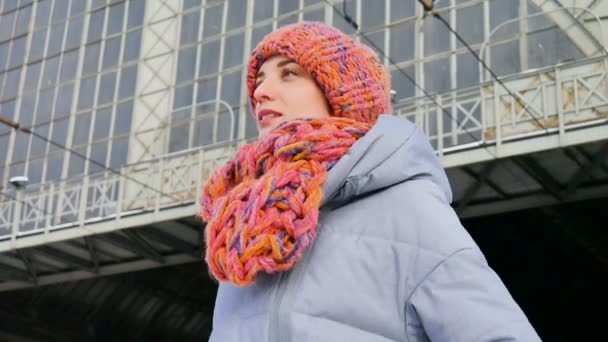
[269,271,289,342]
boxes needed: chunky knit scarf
[201,117,371,286]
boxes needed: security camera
[9,176,29,189]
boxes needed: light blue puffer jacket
[209,115,541,342]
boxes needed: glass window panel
[390,66,415,101]
[424,57,451,93]
[173,84,193,109]
[24,61,41,92]
[45,154,64,181]
[114,100,133,135]
[28,158,44,184]
[89,142,108,173]
[169,124,189,152]
[457,52,479,88]
[227,0,246,30]
[4,69,21,99]
[0,135,8,165]
[47,22,66,56]
[390,0,415,21]
[35,87,54,123]
[277,13,297,27]
[78,76,96,110]
[50,117,68,151]
[181,11,200,45]
[183,0,201,11]
[92,0,106,9]
[67,147,85,176]
[19,94,35,126]
[55,82,74,116]
[118,65,137,99]
[0,100,15,135]
[223,33,244,69]
[220,71,241,106]
[52,0,69,23]
[251,24,272,47]
[102,36,121,70]
[15,5,32,36]
[199,40,220,76]
[0,42,8,71]
[390,23,415,62]
[72,112,91,146]
[196,77,217,104]
[361,0,384,28]
[110,138,128,168]
[127,0,145,29]
[364,31,384,56]
[176,46,197,84]
[279,0,298,15]
[30,124,49,156]
[2,1,18,12]
[41,55,60,88]
[98,71,116,104]
[303,8,323,22]
[193,110,214,146]
[254,0,273,22]
[12,132,29,162]
[203,4,223,38]
[35,0,51,28]
[333,8,356,35]
[304,0,321,5]
[29,29,47,62]
[10,162,26,181]
[93,107,112,140]
[70,0,86,16]
[8,36,26,69]
[60,49,79,82]
[456,4,483,48]
[65,17,84,50]
[83,42,101,75]
[107,2,125,36]
[87,9,105,43]
[489,0,518,40]
[490,41,520,77]
[123,29,141,61]
[423,16,450,56]
[0,11,16,42]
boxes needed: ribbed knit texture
[247,21,392,124]
[201,118,370,286]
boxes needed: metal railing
[1,55,608,241]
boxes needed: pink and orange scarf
[201,117,371,286]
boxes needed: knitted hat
[247,21,392,125]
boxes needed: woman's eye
[282,69,297,78]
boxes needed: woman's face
[253,55,331,137]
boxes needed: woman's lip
[257,109,283,122]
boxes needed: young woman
[201,22,541,342]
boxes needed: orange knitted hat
[247,21,392,125]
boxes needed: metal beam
[514,156,564,201]
[457,161,502,213]
[17,250,37,285]
[142,226,199,257]
[123,229,166,264]
[97,231,165,264]
[84,236,100,273]
[34,246,94,271]
[0,262,31,282]
[562,142,608,198]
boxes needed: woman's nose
[253,77,277,103]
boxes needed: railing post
[11,190,22,248]
[45,183,54,236]
[79,175,90,227]
[555,65,566,145]
[493,81,502,157]
[436,95,444,157]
